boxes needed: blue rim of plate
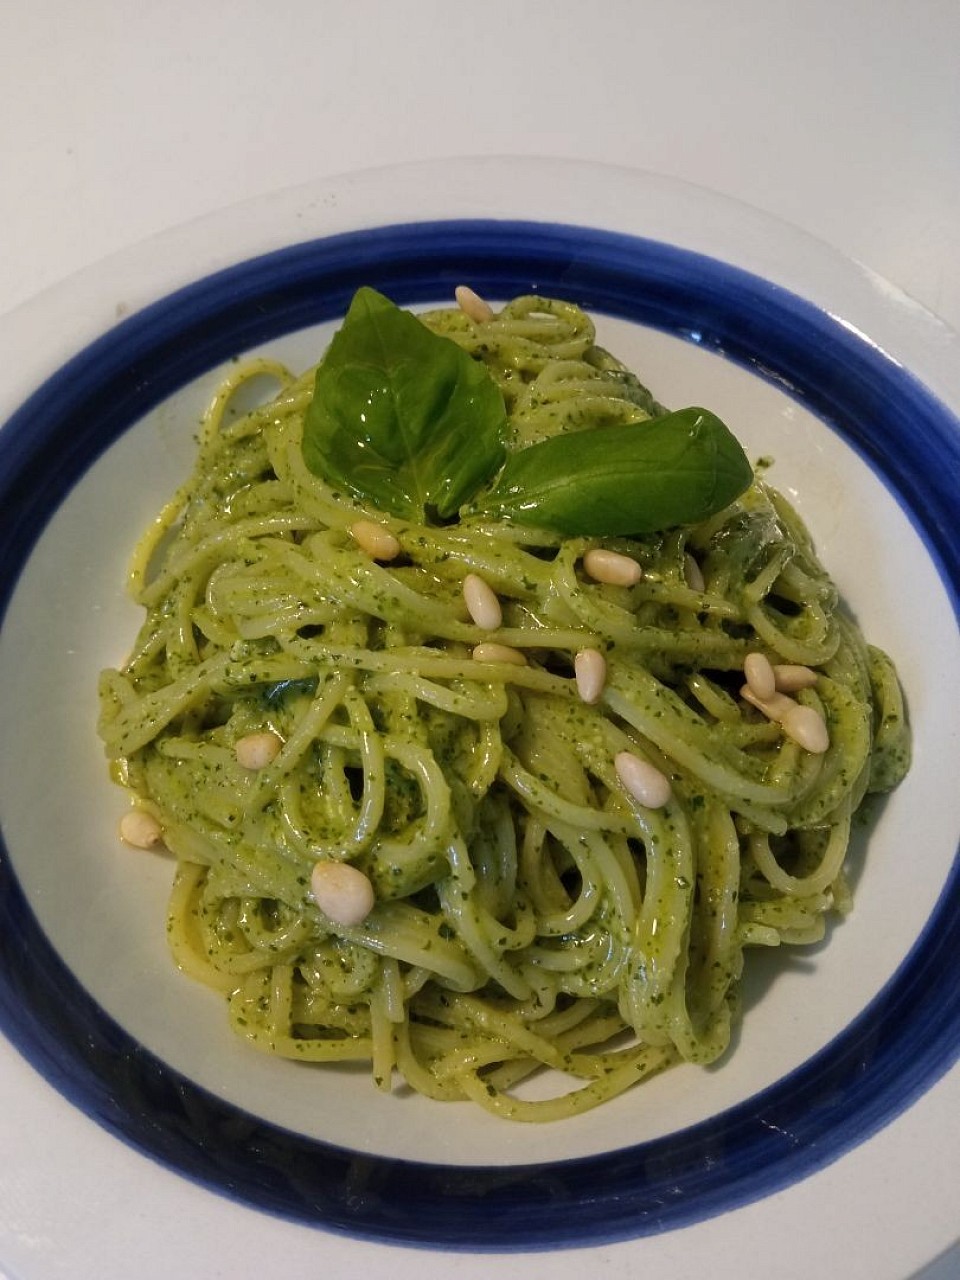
[0,219,958,1251]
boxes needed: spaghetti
[97,292,910,1121]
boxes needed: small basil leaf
[302,287,507,521]
[474,408,753,535]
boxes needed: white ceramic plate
[0,159,957,1280]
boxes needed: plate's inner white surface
[1,308,956,1169]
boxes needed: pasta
[97,292,910,1121]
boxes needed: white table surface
[2,0,959,335]
[1,2,958,1277]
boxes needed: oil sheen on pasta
[97,294,910,1121]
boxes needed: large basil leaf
[473,408,753,534]
[302,287,507,521]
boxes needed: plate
[0,159,957,1280]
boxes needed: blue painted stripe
[0,219,957,1249]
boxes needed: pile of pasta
[98,294,909,1121]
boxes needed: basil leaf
[302,287,507,521]
[474,408,753,535]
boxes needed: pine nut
[614,751,672,809]
[574,648,607,704]
[463,573,502,630]
[773,663,819,692]
[311,861,375,926]
[583,548,643,587]
[781,703,830,753]
[119,809,164,849]
[740,685,797,722]
[350,519,401,562]
[744,651,777,701]
[472,642,527,665]
[684,553,705,592]
[235,730,283,770]
[455,284,494,324]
